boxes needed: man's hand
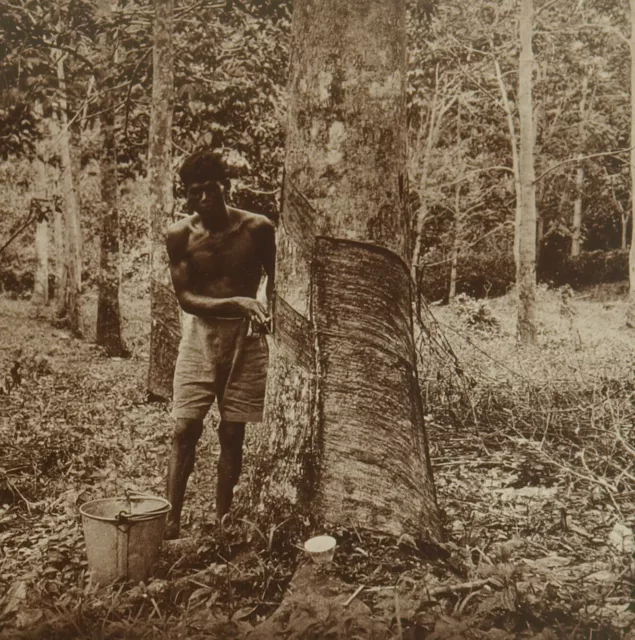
[234,297,269,325]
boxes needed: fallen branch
[0,211,37,255]
[426,578,496,599]
[366,577,497,599]
[535,147,635,183]
[343,584,365,607]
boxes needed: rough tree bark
[249,0,441,541]
[96,0,126,356]
[147,0,180,398]
[517,0,538,344]
[55,51,83,335]
[628,0,635,327]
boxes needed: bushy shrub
[418,248,628,302]
[544,249,628,289]
[454,293,500,333]
[418,250,515,302]
[459,251,516,298]
[0,258,34,294]
[416,255,449,302]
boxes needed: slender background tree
[628,0,635,327]
[517,0,538,344]
[95,0,127,356]
[146,0,179,399]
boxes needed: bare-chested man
[164,151,275,540]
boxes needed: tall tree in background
[571,70,589,258]
[147,0,179,398]
[628,0,635,327]
[493,56,521,265]
[52,120,66,311]
[449,102,462,300]
[517,0,538,344]
[96,0,126,356]
[54,49,83,335]
[33,206,49,305]
[33,125,49,306]
[410,65,458,281]
[250,0,441,539]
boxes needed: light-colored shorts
[172,315,268,422]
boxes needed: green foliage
[0,264,37,296]
[407,0,632,288]
[419,244,629,303]
[0,0,96,157]
[3,294,635,637]
[169,1,290,218]
[2,0,634,291]
[0,159,36,295]
[454,293,500,333]
[547,249,629,289]
[419,250,516,302]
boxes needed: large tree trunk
[96,0,126,356]
[627,0,635,327]
[147,0,179,398]
[249,0,441,540]
[517,0,538,344]
[55,52,83,335]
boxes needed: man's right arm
[166,225,268,322]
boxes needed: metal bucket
[79,494,171,584]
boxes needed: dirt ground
[1,286,635,639]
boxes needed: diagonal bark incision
[273,294,313,372]
[311,237,441,537]
[282,181,321,259]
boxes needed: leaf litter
[1,291,635,638]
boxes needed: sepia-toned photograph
[1,0,635,637]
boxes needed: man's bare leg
[216,420,246,520]
[165,417,204,539]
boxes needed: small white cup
[304,535,337,564]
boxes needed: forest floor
[1,283,635,639]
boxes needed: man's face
[187,180,225,217]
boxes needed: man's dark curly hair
[179,151,229,189]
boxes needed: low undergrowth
[414,287,635,637]
[1,286,635,638]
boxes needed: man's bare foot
[164,521,180,540]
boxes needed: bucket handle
[127,493,171,514]
[114,493,171,528]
